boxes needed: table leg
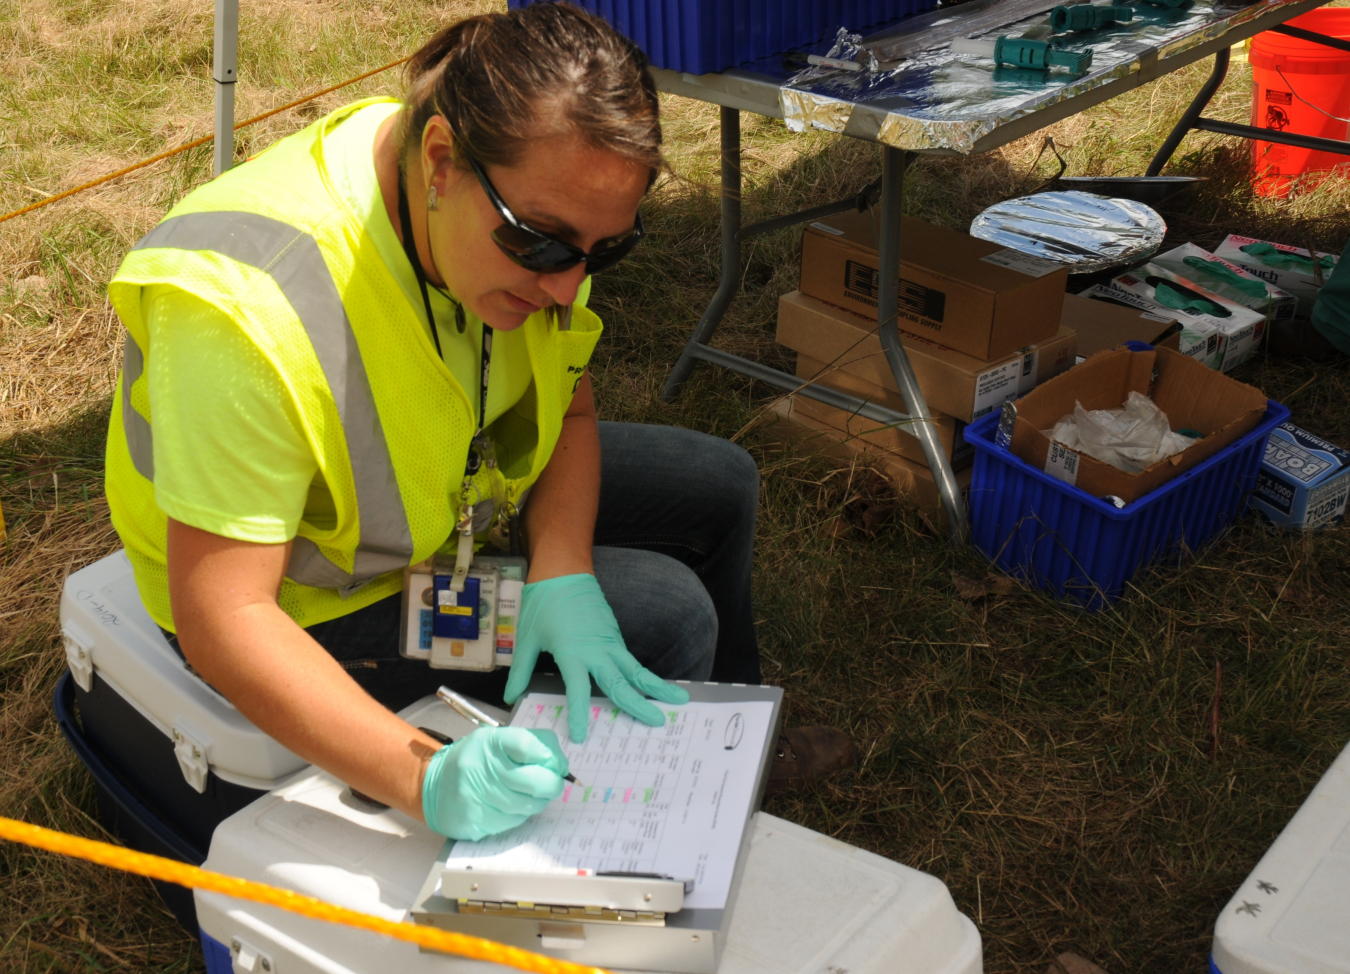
[875,146,969,543]
[660,106,742,402]
[1146,46,1230,178]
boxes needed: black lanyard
[397,172,492,475]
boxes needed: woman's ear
[420,115,456,196]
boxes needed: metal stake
[213,0,239,177]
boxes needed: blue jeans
[305,422,762,713]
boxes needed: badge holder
[400,553,528,671]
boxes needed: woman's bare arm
[166,518,441,818]
[523,370,601,582]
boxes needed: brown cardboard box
[792,355,971,467]
[776,291,1077,423]
[765,397,973,528]
[800,210,1067,360]
[1061,292,1181,360]
[1011,345,1268,504]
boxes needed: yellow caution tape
[0,816,609,974]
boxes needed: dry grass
[4,0,1350,971]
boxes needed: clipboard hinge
[457,899,667,926]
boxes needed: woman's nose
[537,264,588,309]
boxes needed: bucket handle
[1275,65,1350,123]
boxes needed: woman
[106,3,850,842]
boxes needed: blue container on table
[508,0,937,75]
[965,380,1291,610]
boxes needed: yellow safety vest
[105,101,602,631]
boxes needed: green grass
[4,0,1350,970]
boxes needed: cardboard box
[1126,265,1266,371]
[1009,345,1268,504]
[765,397,973,528]
[776,291,1076,423]
[799,210,1067,360]
[1250,423,1350,530]
[1149,242,1298,325]
[1214,234,1338,319]
[1077,273,1267,373]
[793,354,971,467]
[1061,292,1180,361]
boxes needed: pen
[437,686,580,785]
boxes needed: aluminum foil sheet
[762,0,1318,152]
[969,191,1166,272]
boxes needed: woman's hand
[422,727,569,840]
[503,573,690,743]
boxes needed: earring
[427,184,439,211]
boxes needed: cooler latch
[62,622,95,692]
[171,721,210,793]
[230,937,273,973]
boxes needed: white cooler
[1213,739,1350,974]
[57,551,309,927]
[60,553,984,974]
[199,699,983,974]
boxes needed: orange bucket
[1250,8,1350,197]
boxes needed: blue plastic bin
[966,389,1291,610]
[508,0,936,75]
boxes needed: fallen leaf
[13,274,49,296]
[985,574,1017,596]
[1278,585,1314,607]
[856,498,896,535]
[952,573,1018,599]
[1047,952,1110,974]
[819,516,852,541]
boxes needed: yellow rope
[0,816,609,974]
[0,55,411,226]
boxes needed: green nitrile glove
[1183,256,1268,300]
[1240,241,1334,272]
[421,726,569,841]
[503,573,690,744]
[1154,281,1225,317]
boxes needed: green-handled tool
[952,35,1094,74]
[1049,4,1133,32]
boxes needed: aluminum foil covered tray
[969,191,1165,273]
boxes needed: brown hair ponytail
[399,3,664,183]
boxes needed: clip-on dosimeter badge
[434,574,480,639]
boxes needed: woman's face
[421,118,649,331]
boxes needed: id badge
[400,564,435,662]
[472,554,527,667]
[399,555,527,671]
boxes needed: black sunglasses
[465,153,644,275]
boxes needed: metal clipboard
[410,675,784,973]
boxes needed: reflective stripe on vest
[128,212,414,591]
[121,336,155,481]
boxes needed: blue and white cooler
[58,553,986,973]
[1212,738,1350,974]
[56,550,308,929]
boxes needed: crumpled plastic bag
[1045,391,1199,474]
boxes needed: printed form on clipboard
[442,691,777,911]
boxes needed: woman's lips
[502,292,542,314]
